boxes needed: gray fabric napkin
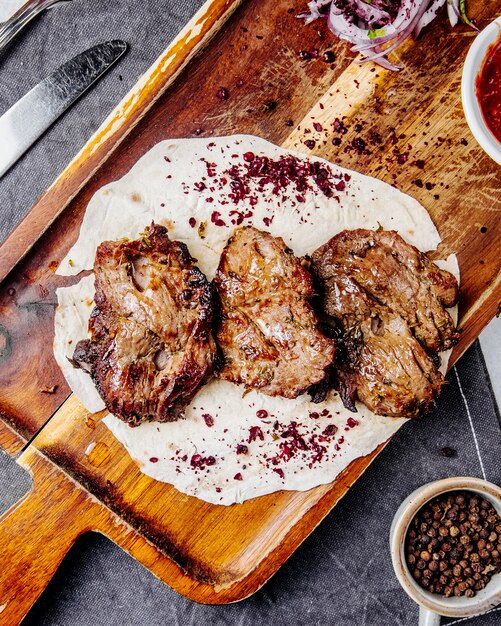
[0,1,499,625]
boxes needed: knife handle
[0,449,93,624]
[0,0,64,52]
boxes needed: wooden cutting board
[0,0,500,622]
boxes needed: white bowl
[390,477,501,624]
[461,16,501,164]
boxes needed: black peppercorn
[405,490,501,598]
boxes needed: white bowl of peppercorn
[390,477,501,624]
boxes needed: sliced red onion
[300,0,472,71]
[415,0,446,37]
[447,0,460,27]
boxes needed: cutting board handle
[0,460,90,625]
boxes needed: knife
[0,39,128,179]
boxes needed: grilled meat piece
[213,226,335,398]
[72,224,216,426]
[311,229,459,418]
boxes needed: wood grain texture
[0,399,388,622]
[0,0,500,615]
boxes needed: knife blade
[0,39,127,178]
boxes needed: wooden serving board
[0,0,500,622]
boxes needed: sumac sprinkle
[188,217,196,228]
[256,409,268,419]
[322,424,338,437]
[304,139,316,150]
[234,472,243,481]
[248,426,264,442]
[216,87,229,100]
[203,413,214,427]
[406,490,501,597]
[149,457,159,463]
[236,444,248,455]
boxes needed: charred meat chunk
[213,226,335,398]
[311,229,459,418]
[72,224,216,426]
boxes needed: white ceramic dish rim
[461,16,501,165]
[390,477,501,618]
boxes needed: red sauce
[477,34,501,142]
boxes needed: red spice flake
[304,139,316,150]
[263,216,274,227]
[273,468,285,479]
[460,138,468,146]
[397,152,409,165]
[321,408,330,417]
[203,413,214,427]
[234,472,243,481]
[190,454,216,469]
[425,182,435,191]
[191,454,203,468]
[248,426,264,442]
[189,217,196,228]
[285,118,294,127]
[412,159,425,169]
[351,137,367,154]
[149,457,159,463]
[163,156,171,162]
[243,151,255,162]
[299,50,312,60]
[215,487,222,493]
[256,409,268,419]
[413,179,424,188]
[263,100,277,111]
[211,210,226,227]
[204,160,217,177]
[368,130,383,145]
[216,87,229,100]
[333,118,348,134]
[335,180,346,192]
[236,444,248,455]
[322,424,338,437]
[313,122,323,132]
[309,411,319,419]
[346,417,359,429]
[194,181,206,192]
[332,137,342,147]
[309,48,319,58]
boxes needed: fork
[0,0,71,53]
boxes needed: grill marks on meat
[213,227,336,399]
[72,224,216,426]
[311,229,459,418]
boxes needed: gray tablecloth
[0,1,500,625]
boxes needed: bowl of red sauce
[462,16,501,165]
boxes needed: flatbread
[54,135,458,505]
